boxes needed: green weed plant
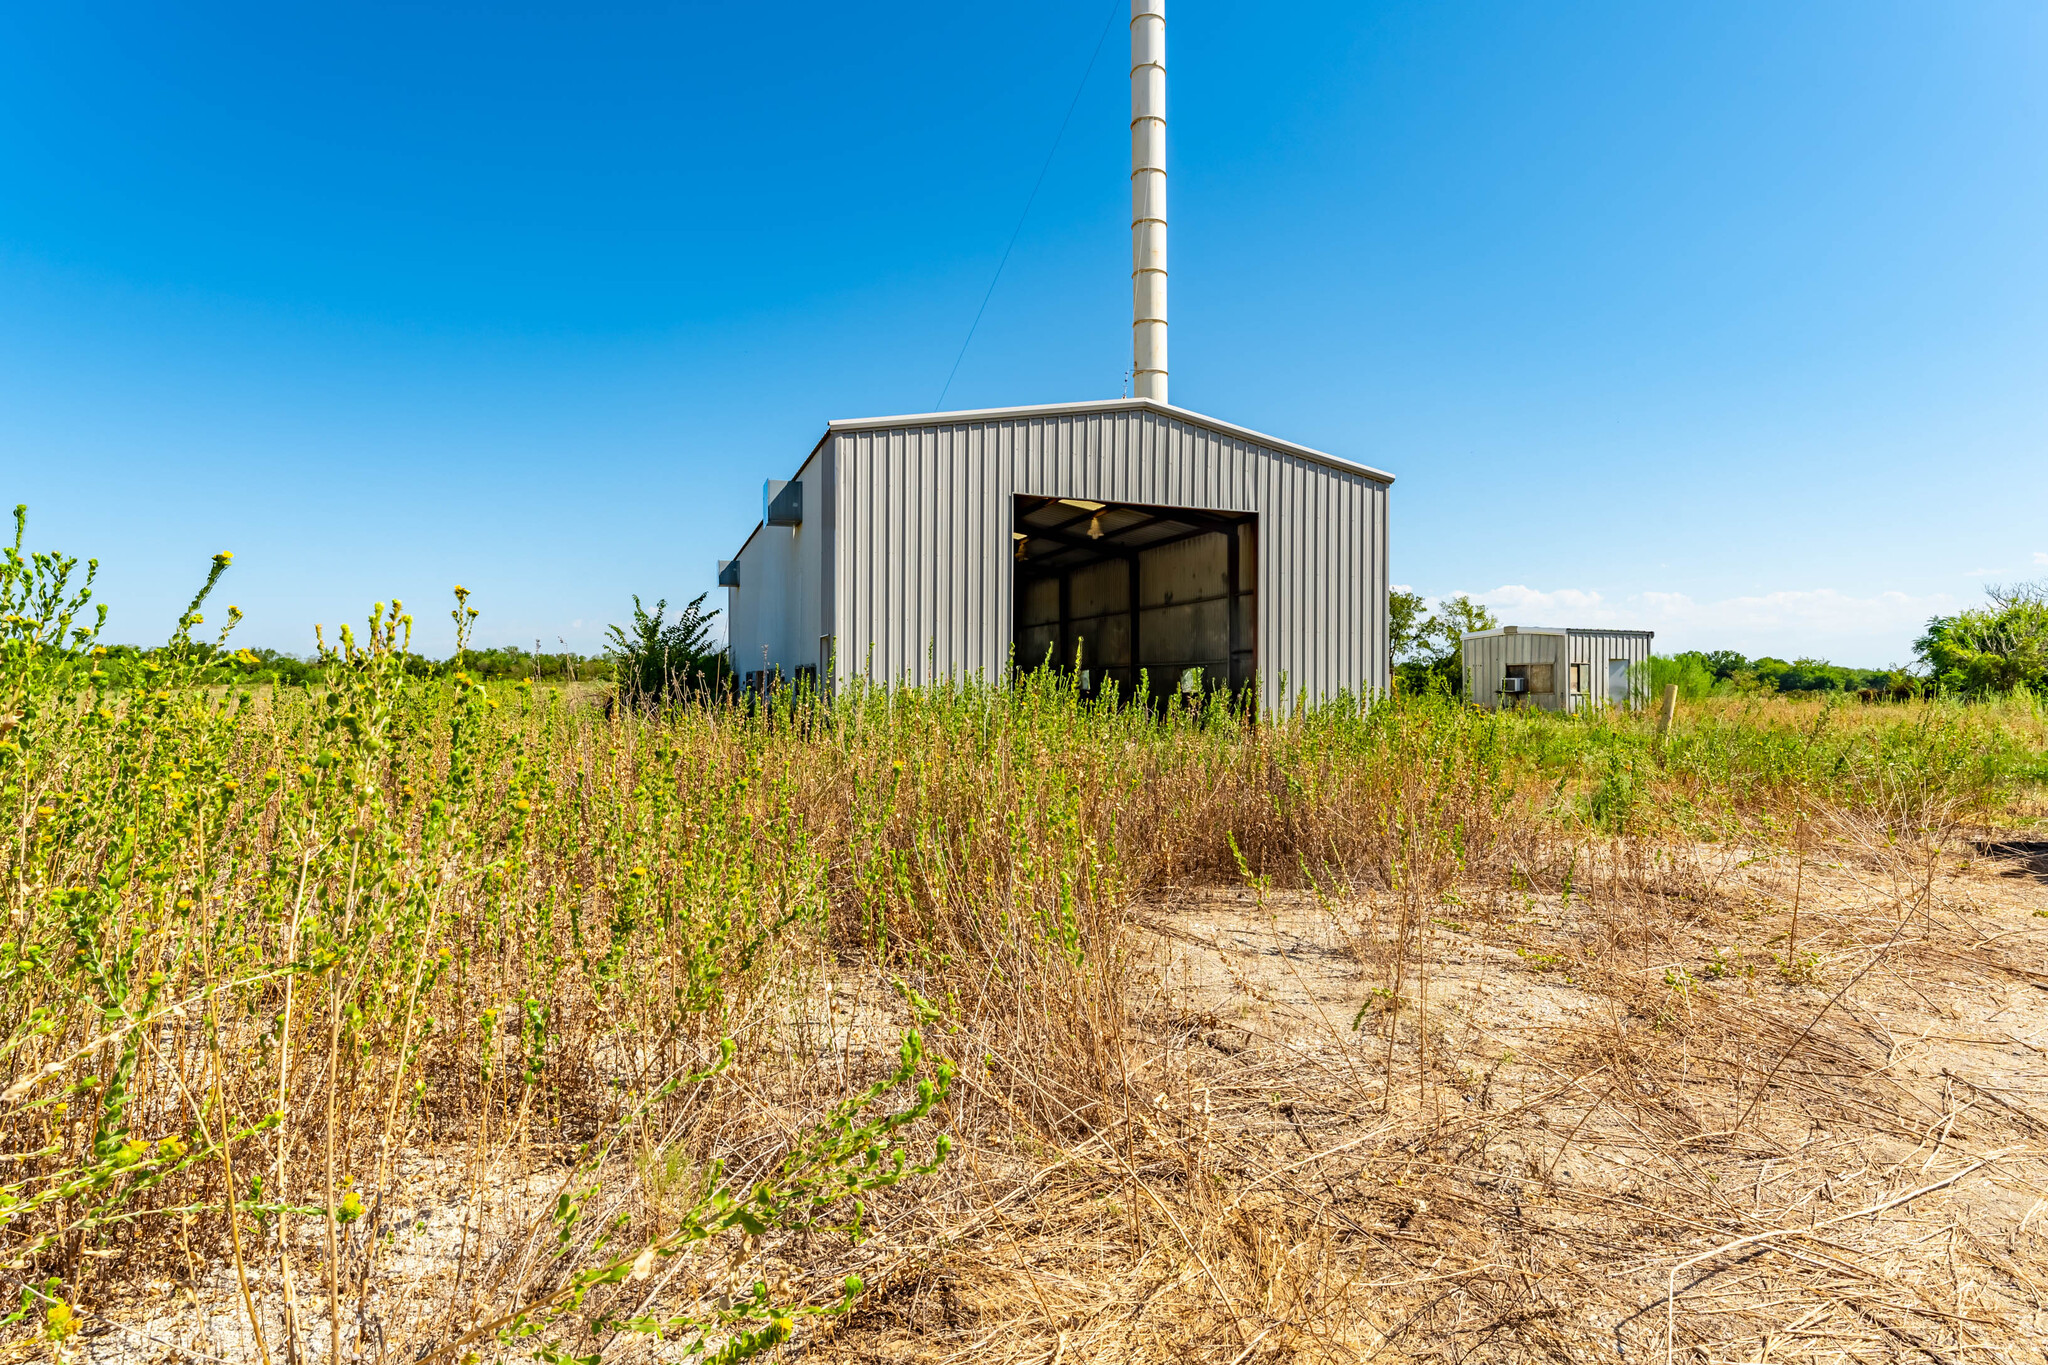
[0,509,2039,1356]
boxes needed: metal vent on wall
[764,479,802,527]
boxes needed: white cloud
[1454,584,1613,619]
[1433,584,1958,665]
[2033,552,2048,566]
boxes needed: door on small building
[1012,496,1256,700]
[1608,658,1632,707]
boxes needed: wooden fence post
[1653,683,1679,763]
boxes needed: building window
[1570,662,1585,693]
[1505,663,1554,694]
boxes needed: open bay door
[1012,496,1255,699]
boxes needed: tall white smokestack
[1130,0,1167,405]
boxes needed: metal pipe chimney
[1130,0,1167,405]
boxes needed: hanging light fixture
[1087,511,1105,540]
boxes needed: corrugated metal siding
[1461,631,1566,711]
[1566,630,1654,711]
[1462,629,1654,712]
[831,406,1387,710]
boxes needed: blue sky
[4,1,2044,667]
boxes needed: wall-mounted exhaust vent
[764,479,802,527]
[717,559,740,588]
[1131,0,1167,405]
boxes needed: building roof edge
[823,396,1395,484]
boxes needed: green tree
[1917,580,2048,696]
[1700,650,1749,681]
[1394,593,1499,696]
[1389,590,1427,664]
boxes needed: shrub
[1649,653,1715,702]
[605,593,731,703]
[1918,580,2048,696]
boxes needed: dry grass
[854,820,2048,1362]
[3,602,2044,1365]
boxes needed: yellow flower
[34,806,54,818]
[513,798,531,813]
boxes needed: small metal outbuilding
[720,396,1394,711]
[1460,626,1654,712]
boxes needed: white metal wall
[1566,630,1654,711]
[726,447,827,684]
[1461,630,1566,711]
[827,403,1390,710]
[1461,628,1655,712]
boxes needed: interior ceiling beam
[1017,495,1248,538]
[1021,524,1140,560]
[1025,504,1107,538]
[1015,499,1250,567]
[1141,507,1248,539]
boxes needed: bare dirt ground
[57,834,2048,1364]
[819,832,2048,1363]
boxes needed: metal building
[720,396,1393,710]
[715,3,1393,711]
[1459,626,1655,712]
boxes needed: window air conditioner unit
[1498,677,1528,695]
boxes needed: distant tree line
[82,577,2048,705]
[1647,652,1910,702]
[1656,579,2048,702]
[83,642,619,689]
[1390,581,2048,706]
[82,590,738,695]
